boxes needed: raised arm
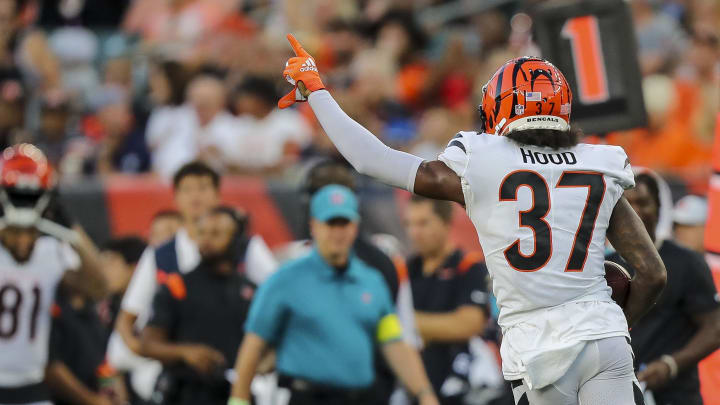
[60,225,108,301]
[281,34,464,204]
[606,197,667,326]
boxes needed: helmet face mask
[0,144,55,229]
[0,189,52,228]
[479,56,573,136]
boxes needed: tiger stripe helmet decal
[479,56,572,136]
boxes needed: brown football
[604,261,631,308]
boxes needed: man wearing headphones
[140,206,257,405]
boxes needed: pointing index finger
[286,34,309,57]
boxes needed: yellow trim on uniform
[376,313,403,343]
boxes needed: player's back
[439,132,634,327]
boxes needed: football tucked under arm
[604,261,631,308]
[607,197,666,326]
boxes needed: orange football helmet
[0,144,55,227]
[479,56,572,136]
[1,143,54,190]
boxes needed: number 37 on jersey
[499,169,605,273]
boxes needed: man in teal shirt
[231,185,438,405]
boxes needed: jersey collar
[310,247,361,282]
[409,249,464,279]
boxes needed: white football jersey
[0,237,80,387]
[439,132,635,387]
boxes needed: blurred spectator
[316,18,366,90]
[148,209,183,247]
[404,196,491,404]
[606,74,712,187]
[110,162,223,401]
[38,0,129,29]
[301,160,411,404]
[224,75,311,175]
[146,61,191,110]
[0,74,26,149]
[302,160,400,299]
[95,235,146,404]
[115,162,219,349]
[632,0,688,75]
[673,195,708,253]
[273,1,360,41]
[122,0,241,61]
[48,26,99,104]
[0,0,710,190]
[0,0,61,92]
[111,162,276,396]
[607,171,720,404]
[232,185,439,405]
[99,236,147,327]
[149,75,236,178]
[83,85,150,175]
[672,28,720,188]
[33,92,79,169]
[103,57,133,92]
[141,207,256,405]
[409,108,456,160]
[46,283,128,405]
[373,10,429,109]
[683,29,719,144]
[145,60,192,174]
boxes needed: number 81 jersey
[0,236,80,387]
[438,132,634,330]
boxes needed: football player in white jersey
[0,144,105,405]
[279,35,667,405]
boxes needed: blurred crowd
[0,0,716,189]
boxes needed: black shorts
[278,375,372,405]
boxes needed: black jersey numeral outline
[499,170,605,273]
[0,283,42,340]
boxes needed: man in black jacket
[607,171,720,404]
[141,207,256,405]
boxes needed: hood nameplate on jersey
[520,148,577,165]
